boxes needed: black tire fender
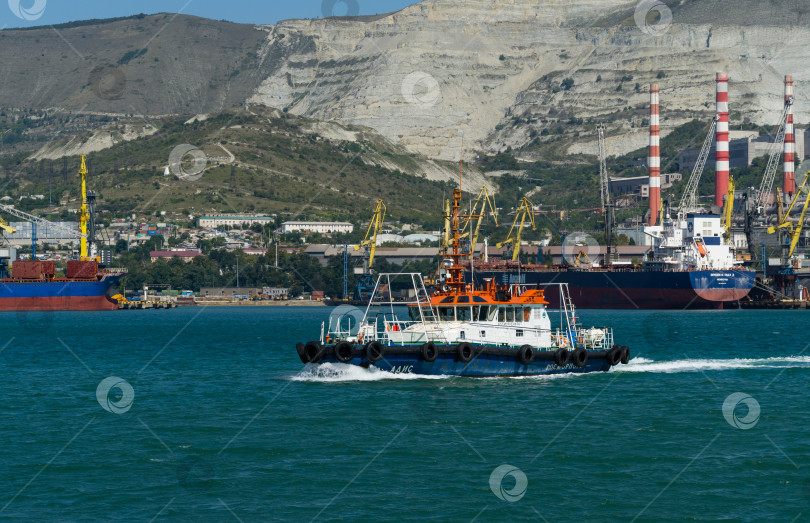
[421,342,438,362]
[620,346,630,365]
[554,347,569,367]
[365,341,385,363]
[456,342,474,363]
[572,347,588,368]
[518,344,535,365]
[334,341,354,363]
[304,341,324,363]
[606,346,622,366]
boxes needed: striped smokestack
[648,83,661,226]
[715,72,730,207]
[784,75,795,197]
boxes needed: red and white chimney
[648,83,661,226]
[715,72,730,208]
[784,75,795,197]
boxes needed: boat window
[408,306,419,321]
[457,296,470,303]
[457,307,472,321]
[440,296,455,304]
[459,331,466,340]
[487,306,497,321]
[480,330,486,337]
[477,306,489,321]
[439,307,454,321]
[524,307,531,322]
[505,307,515,322]
[516,329,524,337]
[472,306,480,321]
[472,296,487,303]
[498,307,505,322]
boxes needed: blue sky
[1,0,419,29]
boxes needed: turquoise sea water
[1,306,809,521]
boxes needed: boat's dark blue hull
[300,343,616,377]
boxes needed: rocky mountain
[2,0,809,178]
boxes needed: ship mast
[444,149,474,295]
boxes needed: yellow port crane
[79,155,91,260]
[722,176,734,241]
[354,199,386,268]
[787,189,810,258]
[497,197,536,262]
[768,171,810,235]
[459,185,498,259]
[0,217,16,237]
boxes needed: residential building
[150,250,204,263]
[281,221,354,235]
[198,214,275,228]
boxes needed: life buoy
[606,346,622,366]
[518,344,534,365]
[365,341,385,363]
[456,342,474,363]
[335,341,354,363]
[304,341,324,363]
[421,342,438,362]
[571,347,588,368]
[554,347,569,367]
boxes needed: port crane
[755,97,793,213]
[767,170,810,259]
[497,197,536,262]
[679,116,718,215]
[459,185,498,259]
[353,199,386,300]
[596,124,616,262]
[723,176,735,240]
[0,217,16,278]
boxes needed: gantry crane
[459,185,498,259]
[679,116,718,215]
[497,197,536,262]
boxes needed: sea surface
[1,306,809,521]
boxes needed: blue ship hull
[299,344,618,377]
[469,269,755,309]
[0,276,122,311]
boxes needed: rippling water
[1,307,809,521]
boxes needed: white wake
[613,355,810,374]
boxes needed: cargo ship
[0,156,125,312]
[467,213,755,310]
[0,260,125,311]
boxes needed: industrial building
[679,128,806,172]
[3,221,80,247]
[609,173,682,198]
